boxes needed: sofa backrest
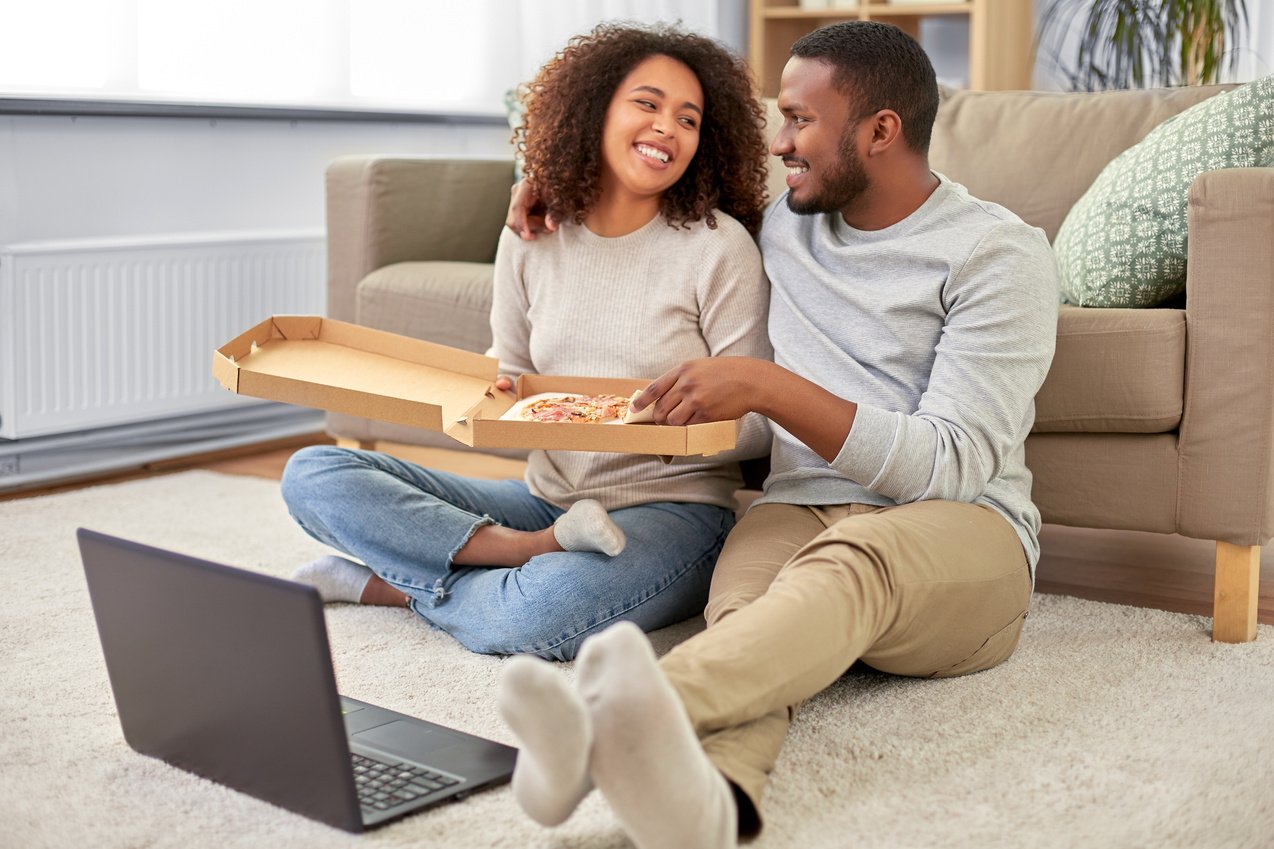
[929,85,1235,242]
[760,86,1235,243]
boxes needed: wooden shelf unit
[748,0,1035,96]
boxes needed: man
[498,21,1059,849]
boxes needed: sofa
[324,85,1273,643]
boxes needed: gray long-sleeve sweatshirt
[756,175,1059,570]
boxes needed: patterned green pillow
[1056,75,1274,307]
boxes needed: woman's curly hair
[513,22,770,235]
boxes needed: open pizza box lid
[213,316,738,456]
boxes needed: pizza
[518,393,633,424]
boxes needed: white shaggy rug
[2,470,1272,849]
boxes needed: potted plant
[1036,0,1249,90]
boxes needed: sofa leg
[1213,542,1260,643]
[336,438,378,451]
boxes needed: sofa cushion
[1055,75,1274,307]
[1032,305,1184,434]
[929,84,1234,242]
[356,261,495,353]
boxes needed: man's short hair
[791,21,939,154]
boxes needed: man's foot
[291,554,373,603]
[553,500,626,556]
[577,622,738,849]
[498,655,594,826]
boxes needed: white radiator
[0,230,326,440]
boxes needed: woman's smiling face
[598,54,704,204]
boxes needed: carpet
[2,470,1272,849]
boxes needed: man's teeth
[786,162,809,176]
[637,145,670,163]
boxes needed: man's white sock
[577,621,738,849]
[497,655,594,826]
[554,499,626,556]
[290,554,373,603]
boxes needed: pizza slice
[518,393,633,424]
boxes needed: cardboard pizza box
[212,316,739,456]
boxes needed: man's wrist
[751,360,787,420]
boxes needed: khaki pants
[658,500,1032,835]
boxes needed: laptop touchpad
[353,720,467,761]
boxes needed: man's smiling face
[770,56,871,217]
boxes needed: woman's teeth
[637,144,670,163]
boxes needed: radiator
[0,230,326,441]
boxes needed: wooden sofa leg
[1213,542,1260,643]
[336,438,377,451]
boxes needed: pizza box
[212,315,739,456]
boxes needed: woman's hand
[494,375,517,395]
[631,358,774,425]
[506,180,558,241]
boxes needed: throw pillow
[1055,75,1274,307]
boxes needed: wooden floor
[5,434,1271,627]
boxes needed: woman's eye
[634,99,656,110]
[679,116,698,129]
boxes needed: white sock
[554,499,626,556]
[497,655,594,826]
[577,622,738,849]
[290,554,373,603]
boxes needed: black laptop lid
[77,528,363,832]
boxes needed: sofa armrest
[325,155,515,321]
[1177,167,1274,545]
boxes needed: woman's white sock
[577,621,738,849]
[497,655,594,826]
[290,554,373,603]
[553,499,626,556]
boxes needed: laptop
[77,528,517,833]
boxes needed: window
[1,0,734,115]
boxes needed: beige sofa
[324,85,1273,643]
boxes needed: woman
[280,22,772,661]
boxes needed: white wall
[0,0,744,249]
[0,113,510,246]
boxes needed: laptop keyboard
[352,752,462,815]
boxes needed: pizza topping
[519,393,632,424]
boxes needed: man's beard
[785,126,868,216]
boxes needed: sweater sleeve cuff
[831,403,900,487]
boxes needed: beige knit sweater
[490,212,772,511]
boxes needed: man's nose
[770,128,791,156]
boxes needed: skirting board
[0,403,323,492]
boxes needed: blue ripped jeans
[280,446,733,661]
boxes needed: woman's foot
[554,500,626,556]
[453,502,624,568]
[290,556,408,606]
[291,554,374,603]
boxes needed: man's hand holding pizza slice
[632,357,859,464]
